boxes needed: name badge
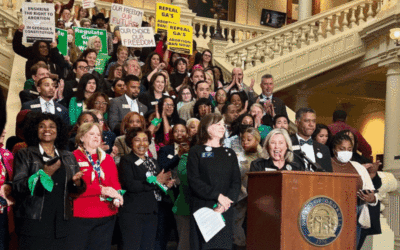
[31,104,41,109]
[72,88,78,92]
[30,90,39,95]
[79,162,89,167]
[265,168,277,172]
[77,103,83,107]
[151,101,158,106]
[135,159,144,166]
[292,145,301,151]
[167,154,174,159]
[201,152,214,158]
[122,104,130,109]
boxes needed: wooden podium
[246,171,359,250]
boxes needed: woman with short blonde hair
[250,128,303,171]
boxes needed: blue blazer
[21,98,70,125]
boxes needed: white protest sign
[22,2,55,44]
[120,27,155,47]
[83,0,95,9]
[110,3,143,27]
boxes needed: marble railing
[222,0,381,71]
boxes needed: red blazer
[73,148,122,218]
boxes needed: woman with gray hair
[250,128,302,171]
[87,36,102,54]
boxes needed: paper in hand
[193,207,225,242]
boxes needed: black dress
[187,145,241,250]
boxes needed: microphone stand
[289,149,326,172]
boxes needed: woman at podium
[250,128,302,171]
[187,113,241,250]
[330,133,378,249]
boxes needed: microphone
[287,149,325,172]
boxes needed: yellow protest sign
[155,3,181,33]
[167,23,193,55]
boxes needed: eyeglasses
[98,118,105,122]
[182,93,191,96]
[78,66,90,70]
[203,54,212,58]
[94,102,108,106]
[164,103,174,107]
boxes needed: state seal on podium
[298,196,343,246]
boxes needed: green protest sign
[56,28,68,56]
[95,54,111,75]
[73,27,108,55]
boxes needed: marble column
[171,0,189,12]
[382,62,400,250]
[383,62,400,171]
[298,0,312,21]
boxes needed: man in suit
[63,59,89,107]
[251,74,288,121]
[109,75,148,133]
[224,67,256,100]
[21,77,70,125]
[19,64,50,104]
[290,108,332,172]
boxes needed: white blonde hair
[262,128,294,162]
[186,118,200,127]
[87,36,101,50]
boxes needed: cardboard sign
[82,0,95,9]
[167,23,193,55]
[95,54,111,74]
[22,2,55,44]
[110,3,143,27]
[155,3,180,33]
[56,28,68,56]
[73,27,108,55]
[120,27,155,47]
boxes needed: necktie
[300,139,313,146]
[45,102,51,113]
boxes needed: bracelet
[151,117,162,127]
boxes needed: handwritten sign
[110,3,143,27]
[22,2,55,44]
[83,0,95,9]
[73,27,108,55]
[155,3,180,33]
[120,27,155,47]
[167,23,193,55]
[56,28,68,56]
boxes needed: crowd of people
[0,1,383,250]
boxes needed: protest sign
[120,27,155,48]
[73,27,108,55]
[22,2,55,44]
[167,24,193,55]
[110,3,143,27]
[155,3,180,33]
[56,28,68,56]
[95,54,111,75]
[83,0,95,9]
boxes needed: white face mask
[336,151,353,163]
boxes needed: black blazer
[63,79,78,107]
[118,152,160,214]
[21,98,70,126]
[290,135,333,172]
[158,144,180,172]
[250,158,303,172]
[19,89,39,105]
